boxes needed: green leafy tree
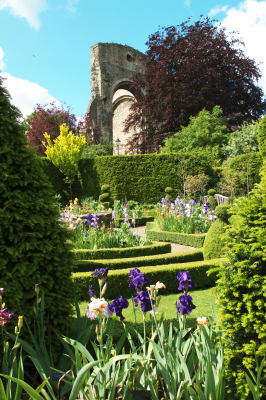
[257,115,266,157]
[0,77,76,334]
[161,106,228,160]
[224,120,259,161]
[216,164,266,397]
[43,123,86,184]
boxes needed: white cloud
[184,0,192,6]
[209,5,228,16]
[1,72,60,117]
[0,47,6,70]
[0,0,47,29]
[210,0,266,97]
[66,0,79,13]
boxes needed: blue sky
[0,0,266,118]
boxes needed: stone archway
[86,43,144,151]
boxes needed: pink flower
[0,308,14,326]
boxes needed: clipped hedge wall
[73,242,171,260]
[73,258,227,301]
[41,152,217,204]
[146,223,206,247]
[75,249,203,272]
[114,216,154,227]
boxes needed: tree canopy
[26,103,100,154]
[43,123,86,184]
[124,17,266,153]
[161,105,229,160]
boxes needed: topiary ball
[208,189,216,196]
[101,184,110,192]
[215,202,231,223]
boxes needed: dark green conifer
[216,164,266,397]
[0,77,76,331]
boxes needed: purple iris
[176,294,196,315]
[134,291,153,312]
[158,198,166,205]
[92,267,109,279]
[86,213,100,228]
[177,271,196,291]
[108,296,129,321]
[189,199,197,206]
[129,268,149,291]
[88,285,95,298]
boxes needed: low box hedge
[73,242,171,260]
[146,222,206,248]
[73,258,227,301]
[114,216,154,227]
[75,249,204,272]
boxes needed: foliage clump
[203,203,230,260]
[162,106,229,160]
[224,119,259,160]
[99,184,114,208]
[43,123,86,184]
[0,78,76,332]
[207,188,217,210]
[257,115,266,157]
[216,165,266,396]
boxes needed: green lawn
[78,287,218,324]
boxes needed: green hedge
[75,249,203,272]
[73,242,171,260]
[146,223,206,247]
[41,153,217,203]
[114,216,154,227]
[73,258,227,301]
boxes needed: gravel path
[132,226,196,252]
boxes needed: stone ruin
[86,43,144,154]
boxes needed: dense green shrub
[146,223,206,247]
[257,115,266,157]
[73,258,225,301]
[216,163,266,397]
[41,153,217,203]
[73,241,171,260]
[75,248,204,272]
[203,219,227,260]
[203,203,231,260]
[220,152,263,196]
[207,188,218,209]
[0,78,76,332]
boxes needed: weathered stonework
[87,43,144,152]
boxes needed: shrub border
[73,241,171,260]
[73,258,227,300]
[146,222,206,248]
[75,249,203,272]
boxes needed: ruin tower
[87,43,144,154]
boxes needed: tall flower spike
[92,267,109,285]
[108,296,129,321]
[134,291,154,312]
[129,268,149,291]
[177,271,196,291]
[176,294,196,315]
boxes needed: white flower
[196,316,208,325]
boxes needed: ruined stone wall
[87,43,144,147]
